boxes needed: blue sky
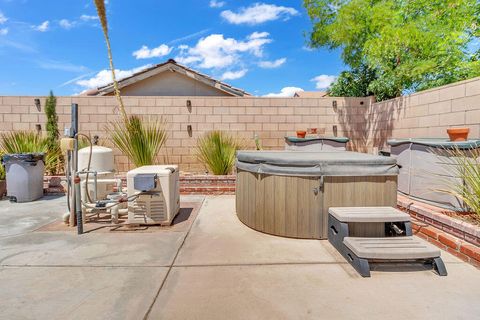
[0,0,344,96]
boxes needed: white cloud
[0,12,7,24]
[221,3,298,25]
[80,14,98,21]
[264,86,303,97]
[34,21,49,32]
[133,44,172,59]
[311,74,337,89]
[0,28,8,35]
[175,32,271,69]
[59,19,75,29]
[76,65,151,89]
[221,69,248,80]
[209,0,226,8]
[259,57,286,69]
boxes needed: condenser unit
[127,165,180,225]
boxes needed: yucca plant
[436,147,480,215]
[109,116,167,167]
[0,131,62,175]
[197,131,243,175]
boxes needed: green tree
[44,91,58,145]
[304,0,480,100]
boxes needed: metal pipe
[70,103,79,228]
[74,174,83,234]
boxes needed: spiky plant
[110,116,168,167]
[436,147,480,215]
[197,131,243,175]
[0,131,61,175]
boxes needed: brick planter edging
[397,194,480,247]
[43,174,236,196]
[412,220,480,268]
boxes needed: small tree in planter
[44,91,63,176]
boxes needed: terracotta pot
[0,180,5,200]
[447,128,469,142]
[296,130,307,138]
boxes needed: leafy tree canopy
[304,0,480,100]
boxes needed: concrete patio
[0,195,479,320]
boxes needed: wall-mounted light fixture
[333,125,338,137]
[332,100,338,112]
[187,125,192,137]
[35,124,42,133]
[34,98,41,111]
[186,100,192,113]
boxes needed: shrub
[197,131,243,175]
[437,147,480,215]
[0,131,61,175]
[108,115,168,167]
[45,91,59,145]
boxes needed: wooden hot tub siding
[236,169,397,239]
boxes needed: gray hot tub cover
[236,151,398,177]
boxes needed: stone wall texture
[0,76,479,172]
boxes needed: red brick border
[44,174,236,195]
[412,220,480,268]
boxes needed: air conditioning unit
[127,165,180,225]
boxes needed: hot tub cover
[387,138,480,150]
[236,151,398,176]
[285,136,350,143]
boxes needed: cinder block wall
[0,76,479,172]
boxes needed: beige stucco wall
[0,76,479,172]
[107,71,231,97]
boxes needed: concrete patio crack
[142,197,205,320]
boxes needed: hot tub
[236,151,398,239]
[388,138,480,210]
[285,136,349,151]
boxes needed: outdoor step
[344,236,441,260]
[329,206,411,223]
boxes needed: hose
[75,133,94,203]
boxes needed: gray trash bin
[2,153,45,202]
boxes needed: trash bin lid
[2,153,45,163]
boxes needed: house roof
[89,59,251,97]
[294,91,328,98]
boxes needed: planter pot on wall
[296,131,307,138]
[447,128,469,142]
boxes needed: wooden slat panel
[263,175,275,234]
[235,170,245,223]
[246,171,256,227]
[285,176,298,237]
[254,173,265,230]
[274,175,286,235]
[309,177,322,239]
[296,177,311,238]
